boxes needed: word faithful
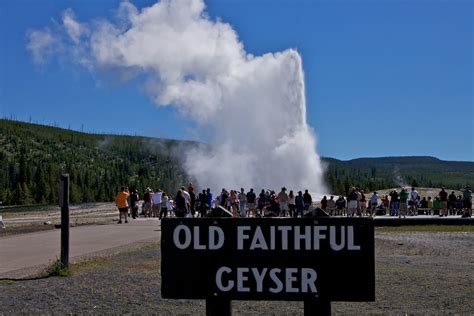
[172,224,361,251]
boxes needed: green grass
[376,225,474,233]
[45,258,70,277]
[0,280,17,285]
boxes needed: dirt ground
[1,229,473,315]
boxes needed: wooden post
[59,174,70,268]
[206,298,231,316]
[304,299,331,316]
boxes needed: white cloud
[27,0,327,194]
[26,28,59,64]
[62,8,87,44]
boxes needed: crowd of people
[114,184,473,221]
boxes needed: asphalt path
[0,218,161,278]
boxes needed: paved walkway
[0,219,161,278]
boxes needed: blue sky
[1,0,472,161]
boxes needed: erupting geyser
[27,0,327,194]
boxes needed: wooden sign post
[59,174,70,268]
[161,218,375,315]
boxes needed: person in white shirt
[410,187,419,216]
[369,192,379,217]
[238,188,247,217]
[278,187,289,217]
[152,189,163,217]
[180,186,191,215]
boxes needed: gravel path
[1,232,473,315]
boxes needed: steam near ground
[27,0,327,194]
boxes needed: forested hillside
[325,156,474,195]
[0,119,190,205]
[0,119,472,206]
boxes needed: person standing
[303,189,312,211]
[410,187,419,216]
[278,187,289,217]
[230,190,239,217]
[327,195,336,216]
[175,189,187,218]
[389,189,399,217]
[399,188,409,218]
[336,195,346,216]
[115,187,130,224]
[129,189,139,219]
[295,191,304,217]
[238,188,247,217]
[448,191,457,215]
[369,192,378,218]
[159,192,169,219]
[462,186,472,217]
[246,188,257,217]
[151,189,162,218]
[143,188,154,217]
[439,187,448,217]
[288,190,296,217]
[320,195,328,211]
[199,190,209,218]
[347,188,358,217]
[206,188,213,210]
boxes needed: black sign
[161,218,374,302]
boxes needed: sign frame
[161,217,375,303]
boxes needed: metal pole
[304,299,331,316]
[206,298,231,316]
[60,174,70,268]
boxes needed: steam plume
[27,0,327,193]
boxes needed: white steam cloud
[27,0,327,194]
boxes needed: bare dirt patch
[1,231,472,314]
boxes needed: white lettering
[250,227,268,250]
[330,226,345,251]
[277,226,292,250]
[251,268,267,292]
[209,226,225,250]
[347,226,361,250]
[216,266,234,292]
[294,226,311,250]
[173,225,191,249]
[285,268,299,293]
[269,268,283,293]
[193,226,206,250]
[270,226,276,250]
[313,226,327,250]
[237,226,251,250]
[237,268,250,292]
[301,268,318,293]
